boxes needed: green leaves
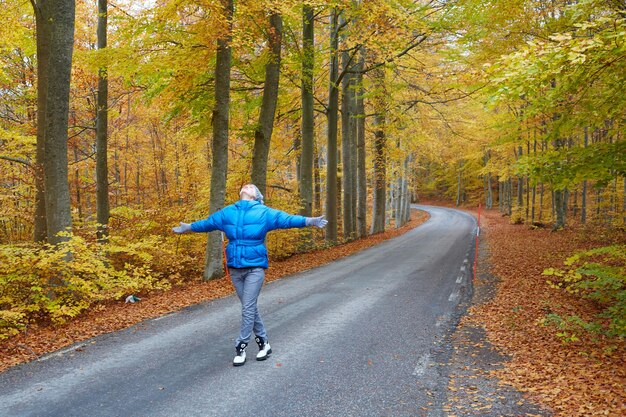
[542,244,626,339]
[515,141,626,190]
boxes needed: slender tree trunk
[341,27,355,240]
[370,92,386,234]
[299,3,314,217]
[553,138,566,230]
[355,47,367,238]
[486,173,493,209]
[456,167,462,207]
[386,178,393,227]
[517,145,523,208]
[96,0,109,241]
[622,178,626,224]
[498,181,503,213]
[32,1,51,242]
[531,135,537,222]
[531,183,537,223]
[251,12,282,197]
[204,0,233,280]
[580,127,588,223]
[73,146,82,220]
[403,156,411,224]
[539,182,544,222]
[525,142,530,221]
[506,177,513,216]
[325,8,339,243]
[394,173,401,228]
[554,188,566,230]
[314,147,321,211]
[124,96,130,204]
[37,0,75,245]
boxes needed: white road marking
[412,353,431,376]
[152,312,178,322]
[448,291,460,302]
[37,344,87,362]
[456,276,463,284]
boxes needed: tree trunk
[251,12,282,197]
[204,0,233,280]
[623,177,626,224]
[553,188,566,230]
[299,3,314,217]
[498,181,503,213]
[32,2,51,242]
[539,182,544,222]
[370,96,386,234]
[37,0,75,245]
[355,47,367,238]
[517,145,523,208]
[314,146,321,211]
[506,177,513,216]
[341,27,355,240]
[581,126,589,223]
[73,146,82,221]
[486,173,492,209]
[96,0,109,242]
[325,8,339,244]
[553,136,566,229]
[456,168,462,207]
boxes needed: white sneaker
[233,342,247,366]
[255,336,272,361]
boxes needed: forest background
[0,0,624,371]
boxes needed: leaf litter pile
[0,210,429,373]
[463,210,625,416]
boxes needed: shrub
[0,234,173,339]
[543,244,626,340]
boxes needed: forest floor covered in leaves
[451,208,626,417]
[1,206,624,417]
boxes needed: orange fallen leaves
[470,209,626,417]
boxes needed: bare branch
[0,155,32,167]
[355,34,429,75]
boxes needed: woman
[173,184,327,366]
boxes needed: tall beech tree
[325,8,340,244]
[299,3,315,217]
[204,0,234,280]
[251,11,283,197]
[355,47,367,238]
[370,67,387,235]
[31,1,50,242]
[31,0,75,245]
[340,18,356,241]
[95,0,109,241]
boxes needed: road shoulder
[442,233,552,416]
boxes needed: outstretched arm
[172,210,225,234]
[267,208,328,230]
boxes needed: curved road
[0,206,476,417]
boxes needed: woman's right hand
[306,215,328,228]
[172,222,192,234]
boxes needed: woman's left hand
[306,215,328,228]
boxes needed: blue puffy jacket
[190,200,307,269]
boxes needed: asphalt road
[0,205,477,417]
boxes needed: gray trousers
[230,267,268,346]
